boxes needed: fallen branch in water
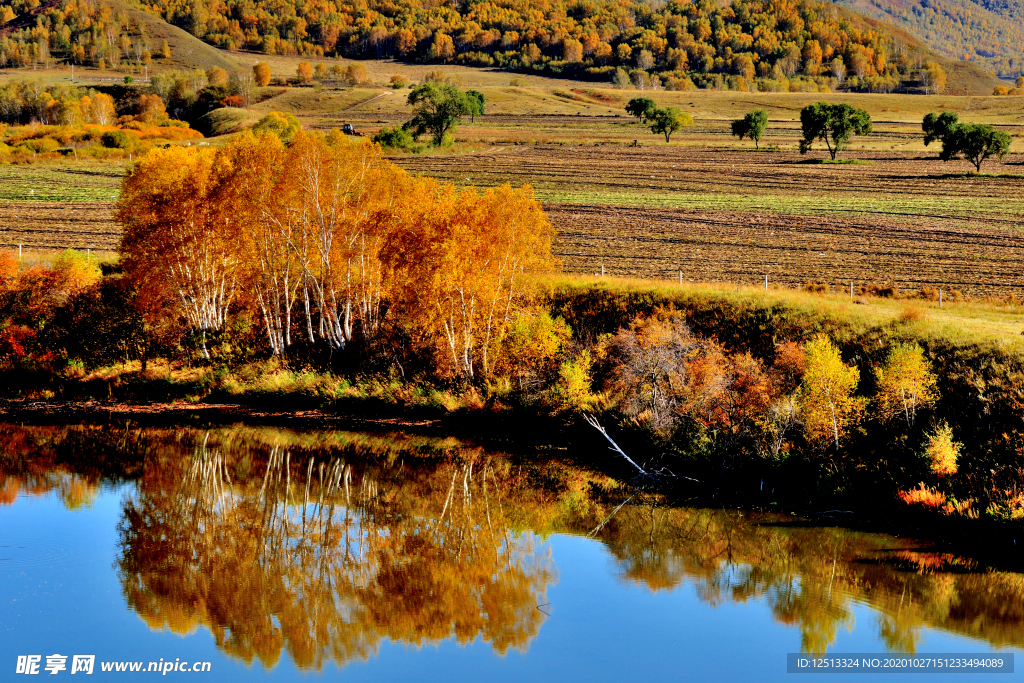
[583,414,700,484]
[583,413,648,476]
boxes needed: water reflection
[116,434,554,670]
[2,423,1023,669]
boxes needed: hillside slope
[120,0,241,73]
[839,0,1024,79]
[0,0,240,73]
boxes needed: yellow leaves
[52,249,101,292]
[800,334,864,449]
[116,130,556,364]
[874,342,937,427]
[381,181,557,379]
[924,422,960,476]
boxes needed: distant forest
[2,0,951,91]
[843,0,1024,78]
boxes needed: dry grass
[542,273,1024,353]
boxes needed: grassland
[544,274,1024,353]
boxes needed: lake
[1,423,1021,681]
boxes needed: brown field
[393,145,1024,294]
[0,201,118,251]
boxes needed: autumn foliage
[116,131,556,374]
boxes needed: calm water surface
[1,423,1022,681]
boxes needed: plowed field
[394,145,1024,294]
[3,145,1023,295]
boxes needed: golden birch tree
[117,147,241,359]
[874,343,937,427]
[800,335,864,451]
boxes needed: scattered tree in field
[253,62,271,87]
[160,40,172,59]
[731,109,768,149]
[799,102,872,160]
[296,61,313,83]
[404,82,475,146]
[252,111,300,142]
[466,90,485,122]
[922,111,959,146]
[625,97,656,122]
[874,343,937,427]
[800,335,863,450]
[922,112,1011,171]
[649,107,693,142]
[924,422,960,476]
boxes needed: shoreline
[3,397,1021,573]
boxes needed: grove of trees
[0,0,937,92]
[115,131,555,376]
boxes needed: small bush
[924,422,960,476]
[372,126,414,149]
[100,130,138,149]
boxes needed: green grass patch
[0,163,125,202]
[536,189,1024,226]
[820,158,874,165]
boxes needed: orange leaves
[0,249,16,290]
[381,181,557,378]
[601,309,776,437]
[117,146,238,356]
[115,130,556,365]
[898,483,947,509]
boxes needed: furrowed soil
[395,145,1024,294]
[0,163,123,252]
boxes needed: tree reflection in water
[2,423,1024,667]
[597,505,1024,655]
[116,434,555,670]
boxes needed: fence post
[939,289,943,308]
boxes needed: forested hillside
[1,0,969,92]
[0,0,238,71]
[840,0,1024,78]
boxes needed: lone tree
[731,109,768,149]
[405,83,475,145]
[253,62,271,87]
[799,102,872,160]
[466,90,485,122]
[923,112,1011,171]
[649,106,693,143]
[625,97,656,122]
